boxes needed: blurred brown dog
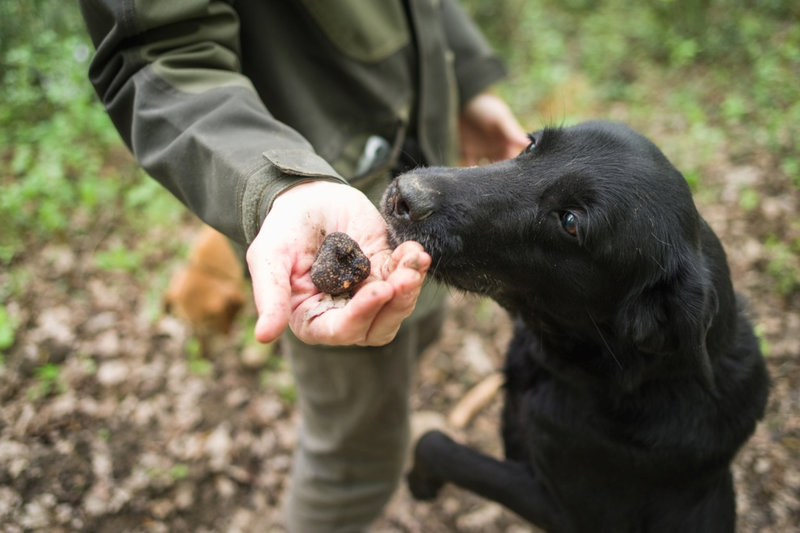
[165,226,245,342]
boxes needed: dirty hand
[246,180,431,347]
[458,92,530,166]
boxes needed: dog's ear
[617,249,718,392]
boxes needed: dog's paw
[406,461,444,501]
[406,430,448,500]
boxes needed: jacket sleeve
[439,0,508,106]
[79,0,347,244]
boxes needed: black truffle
[310,232,371,296]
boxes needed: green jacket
[79,0,506,244]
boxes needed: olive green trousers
[283,286,445,532]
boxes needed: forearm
[79,0,345,244]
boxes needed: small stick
[448,372,505,429]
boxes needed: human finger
[290,278,395,345]
[247,235,296,344]
[361,242,431,345]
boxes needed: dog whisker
[587,309,623,371]
[429,253,446,280]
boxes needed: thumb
[498,111,530,157]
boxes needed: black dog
[382,121,769,532]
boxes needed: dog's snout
[388,175,435,222]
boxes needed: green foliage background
[464,0,798,173]
[1,2,119,260]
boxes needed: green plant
[29,362,64,399]
[0,305,17,353]
[169,463,190,481]
[0,16,123,262]
[93,244,146,273]
[259,358,297,405]
[123,174,186,231]
[185,338,213,376]
[782,157,800,188]
[738,188,762,213]
[683,170,702,192]
[753,322,771,357]
[764,235,800,297]
[0,3,187,272]
[276,381,297,405]
[146,462,191,486]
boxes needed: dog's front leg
[407,430,564,529]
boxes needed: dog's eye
[560,211,578,236]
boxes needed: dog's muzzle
[385,174,436,222]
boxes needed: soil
[1,140,798,531]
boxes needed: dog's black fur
[382,121,769,532]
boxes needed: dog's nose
[388,175,435,222]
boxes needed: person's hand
[246,180,431,347]
[458,92,529,166]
